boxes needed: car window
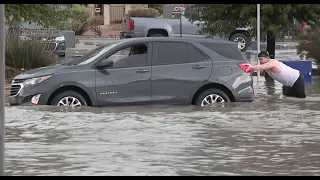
[153,42,188,65]
[103,43,148,69]
[199,42,246,60]
[75,41,120,65]
[187,44,207,63]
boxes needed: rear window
[199,42,246,60]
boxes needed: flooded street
[4,48,320,176]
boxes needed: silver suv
[9,37,254,107]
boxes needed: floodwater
[4,48,320,176]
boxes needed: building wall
[130,4,148,8]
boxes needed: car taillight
[238,63,252,73]
[129,20,134,30]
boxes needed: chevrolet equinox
[9,37,254,107]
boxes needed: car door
[151,41,213,104]
[95,42,152,106]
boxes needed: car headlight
[24,75,52,85]
[54,36,65,41]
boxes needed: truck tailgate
[122,16,130,32]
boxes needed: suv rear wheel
[51,91,87,107]
[195,88,230,107]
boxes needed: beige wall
[103,5,110,25]
[130,4,148,8]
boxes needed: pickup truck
[120,14,252,52]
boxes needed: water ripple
[4,59,320,176]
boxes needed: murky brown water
[4,76,320,176]
[4,48,320,176]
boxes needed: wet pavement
[4,48,320,176]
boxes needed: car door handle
[136,69,149,73]
[192,65,205,69]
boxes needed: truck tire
[58,52,65,57]
[230,33,250,52]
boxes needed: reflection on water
[4,76,320,176]
[264,78,277,95]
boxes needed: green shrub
[5,31,56,70]
[148,4,164,15]
[72,21,89,35]
[296,26,320,66]
[128,8,160,18]
[70,4,91,35]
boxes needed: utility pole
[0,3,6,176]
[179,14,182,37]
[179,4,185,37]
[257,4,261,82]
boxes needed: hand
[252,65,261,71]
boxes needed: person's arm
[252,61,276,71]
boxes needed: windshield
[64,41,120,66]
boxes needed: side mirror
[96,60,114,69]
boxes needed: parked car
[120,6,252,52]
[6,26,67,57]
[9,37,254,107]
[46,31,67,57]
[22,30,67,57]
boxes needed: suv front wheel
[196,88,230,107]
[51,91,87,107]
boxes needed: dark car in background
[45,31,67,57]
[20,29,67,57]
[6,24,67,57]
[9,37,254,107]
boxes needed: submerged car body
[9,37,254,107]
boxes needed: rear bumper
[233,85,254,102]
[120,32,135,39]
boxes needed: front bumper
[46,41,66,55]
[8,83,50,106]
[9,94,33,106]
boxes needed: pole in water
[180,15,182,37]
[179,5,185,37]
[257,4,261,82]
[0,3,5,176]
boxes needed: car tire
[195,88,230,107]
[230,33,250,52]
[149,33,165,37]
[51,90,87,107]
[58,53,65,57]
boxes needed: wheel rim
[201,94,225,107]
[57,96,82,107]
[234,37,246,50]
